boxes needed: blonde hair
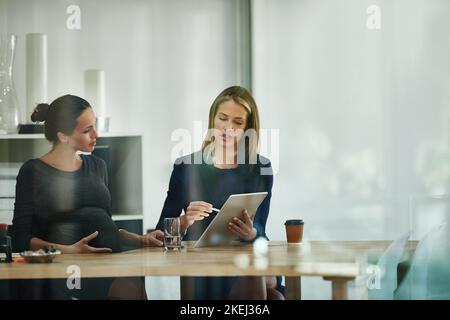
[202,86,260,164]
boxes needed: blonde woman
[156,86,283,299]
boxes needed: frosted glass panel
[251,0,450,241]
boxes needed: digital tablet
[193,192,268,248]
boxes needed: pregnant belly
[42,207,122,253]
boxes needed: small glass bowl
[20,249,61,263]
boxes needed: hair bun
[31,103,50,122]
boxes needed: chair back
[369,232,410,300]
[395,222,448,299]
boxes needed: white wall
[252,0,450,242]
[251,0,450,299]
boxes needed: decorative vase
[0,34,20,134]
[26,33,48,122]
[84,69,109,132]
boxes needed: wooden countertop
[0,240,417,280]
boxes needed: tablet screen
[194,192,268,248]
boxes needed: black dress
[155,151,278,299]
[10,154,121,299]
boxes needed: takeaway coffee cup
[284,219,304,243]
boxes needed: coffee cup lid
[285,219,304,225]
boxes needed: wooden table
[0,241,416,300]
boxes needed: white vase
[26,33,48,123]
[84,69,106,117]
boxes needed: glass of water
[164,217,182,250]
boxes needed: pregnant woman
[10,94,163,299]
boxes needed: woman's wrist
[133,232,145,247]
[131,234,141,246]
[180,215,190,233]
[249,227,257,240]
[243,227,257,242]
[119,229,142,246]
[56,244,74,254]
